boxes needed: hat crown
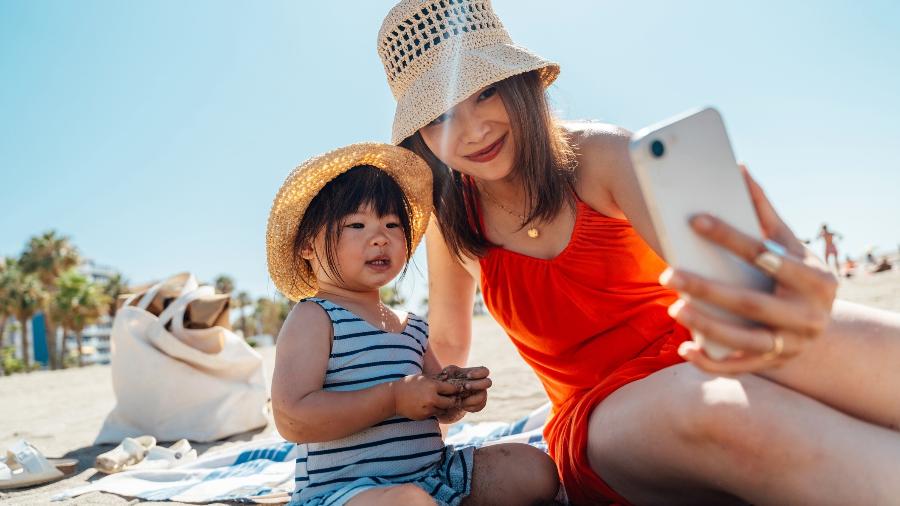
[266,143,433,301]
[378,0,510,99]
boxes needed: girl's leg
[463,443,560,506]
[345,484,437,506]
[760,300,900,429]
[587,362,900,506]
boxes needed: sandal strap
[8,441,55,475]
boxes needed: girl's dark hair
[291,165,413,292]
[401,70,575,261]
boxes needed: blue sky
[2,0,898,309]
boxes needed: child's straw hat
[378,0,560,145]
[266,142,433,301]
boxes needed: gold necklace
[479,186,540,239]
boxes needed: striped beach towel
[52,404,552,504]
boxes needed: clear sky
[2,0,898,310]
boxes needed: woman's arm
[568,123,842,373]
[424,217,479,367]
[271,302,460,443]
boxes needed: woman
[376,1,900,504]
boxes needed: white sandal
[128,439,197,471]
[94,435,157,474]
[0,440,77,490]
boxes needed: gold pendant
[527,227,539,239]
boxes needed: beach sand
[2,269,898,504]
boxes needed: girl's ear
[299,242,315,261]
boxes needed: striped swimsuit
[291,298,474,506]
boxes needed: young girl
[376,1,900,504]
[266,142,559,506]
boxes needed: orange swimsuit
[474,191,691,505]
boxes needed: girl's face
[419,84,515,182]
[303,204,407,293]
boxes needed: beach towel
[53,404,553,504]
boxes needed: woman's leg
[587,362,900,506]
[345,484,437,506]
[760,300,900,430]
[463,443,560,506]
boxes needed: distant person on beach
[817,223,843,271]
[843,255,857,278]
[867,248,878,265]
[377,1,900,504]
[872,256,893,273]
[266,144,558,506]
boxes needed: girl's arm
[271,301,460,443]
[424,216,479,367]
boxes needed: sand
[1,269,898,504]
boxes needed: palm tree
[101,272,128,318]
[2,259,46,371]
[277,295,293,335]
[254,295,293,342]
[0,257,11,375]
[19,231,80,369]
[54,270,110,367]
[234,291,252,337]
[50,270,85,368]
[0,257,11,350]
[214,275,235,295]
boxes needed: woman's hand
[661,166,838,374]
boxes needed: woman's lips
[464,134,506,163]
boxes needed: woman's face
[419,84,516,182]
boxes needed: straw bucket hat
[378,0,560,145]
[266,142,433,301]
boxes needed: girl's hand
[434,365,492,401]
[434,388,488,424]
[391,374,463,420]
[661,166,838,374]
[432,365,492,423]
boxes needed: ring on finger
[754,239,787,275]
[761,331,785,361]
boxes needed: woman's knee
[591,365,775,459]
[667,373,784,461]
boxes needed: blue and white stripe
[293,298,444,504]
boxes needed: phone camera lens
[650,140,665,158]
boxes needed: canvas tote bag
[95,275,268,443]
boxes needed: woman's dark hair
[291,165,413,291]
[401,70,576,261]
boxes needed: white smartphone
[629,107,774,360]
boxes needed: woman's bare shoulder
[562,121,634,215]
[563,120,632,164]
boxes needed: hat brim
[390,42,559,145]
[266,143,433,301]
